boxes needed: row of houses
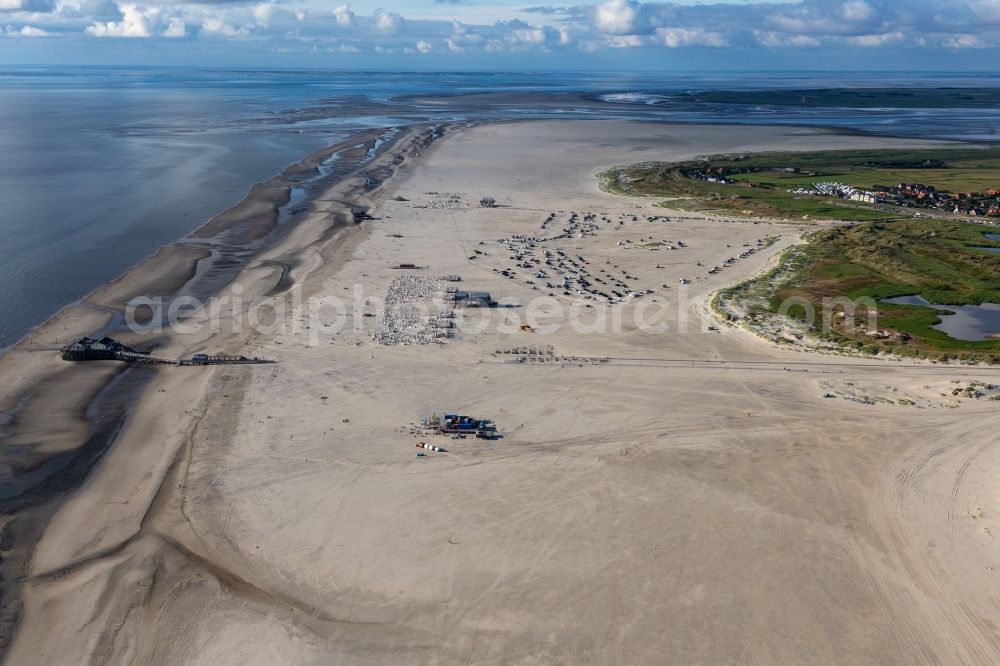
[792,180,1000,217]
[876,183,1000,216]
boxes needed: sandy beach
[3,120,1000,664]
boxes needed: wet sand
[4,121,1000,664]
[0,122,451,655]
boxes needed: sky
[1,0,1000,69]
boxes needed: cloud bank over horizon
[2,0,999,67]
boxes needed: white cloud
[84,5,178,39]
[17,0,1000,56]
[605,33,643,47]
[942,33,985,47]
[450,21,484,48]
[331,4,353,27]
[86,4,156,38]
[162,16,183,37]
[840,0,875,21]
[328,42,360,52]
[754,30,821,47]
[767,14,837,36]
[788,35,821,47]
[19,24,54,36]
[512,27,546,44]
[498,23,565,49]
[594,0,639,35]
[848,30,904,46]
[374,8,402,33]
[252,3,274,27]
[201,17,248,37]
[655,27,727,48]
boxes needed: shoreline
[0,128,400,357]
[0,120,460,654]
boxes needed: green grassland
[602,163,896,221]
[684,88,1000,109]
[765,220,1000,359]
[602,147,1000,359]
[601,147,1000,221]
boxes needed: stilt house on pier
[61,336,147,361]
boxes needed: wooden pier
[61,337,275,367]
[181,353,276,366]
